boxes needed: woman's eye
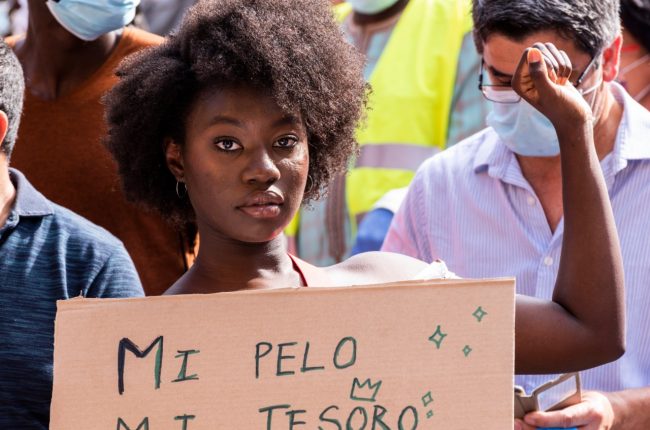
[214,139,241,151]
[274,136,298,149]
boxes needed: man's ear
[0,111,8,148]
[602,34,623,83]
[164,137,185,181]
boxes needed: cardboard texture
[50,278,515,429]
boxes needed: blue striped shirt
[383,83,650,393]
[0,169,144,428]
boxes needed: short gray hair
[0,40,24,158]
[472,0,621,56]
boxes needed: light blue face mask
[486,78,602,157]
[347,0,401,15]
[486,100,561,157]
[46,0,140,41]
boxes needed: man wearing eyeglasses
[382,0,650,428]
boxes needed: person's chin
[236,228,285,244]
[235,216,288,243]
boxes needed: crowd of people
[0,0,649,428]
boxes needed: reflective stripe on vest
[338,0,472,220]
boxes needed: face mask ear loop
[580,78,603,97]
[634,84,650,103]
[580,75,604,123]
[619,53,650,76]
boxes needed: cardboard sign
[50,278,515,429]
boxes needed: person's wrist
[546,87,594,132]
[550,108,593,131]
[554,117,594,145]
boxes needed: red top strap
[288,254,332,287]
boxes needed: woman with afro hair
[104,0,625,374]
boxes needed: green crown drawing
[350,377,383,403]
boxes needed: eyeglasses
[478,54,600,103]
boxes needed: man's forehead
[482,31,589,72]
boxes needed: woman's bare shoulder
[322,251,430,286]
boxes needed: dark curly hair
[104,0,367,226]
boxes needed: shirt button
[544,256,554,266]
[527,196,536,206]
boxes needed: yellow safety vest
[338,0,472,221]
[287,0,472,263]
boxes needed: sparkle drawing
[421,391,433,407]
[472,306,488,322]
[428,325,447,349]
[463,345,473,357]
[422,391,435,419]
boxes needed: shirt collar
[472,128,533,188]
[609,81,650,164]
[473,129,507,174]
[9,168,54,218]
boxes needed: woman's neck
[170,227,302,294]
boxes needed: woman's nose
[241,148,281,185]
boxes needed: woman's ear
[164,137,185,181]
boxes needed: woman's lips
[238,191,284,218]
[238,203,282,219]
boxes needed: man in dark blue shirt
[0,40,144,428]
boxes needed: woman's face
[166,85,309,243]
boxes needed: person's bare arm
[332,46,624,373]
[512,45,625,373]
[606,388,650,429]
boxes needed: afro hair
[104,0,367,226]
